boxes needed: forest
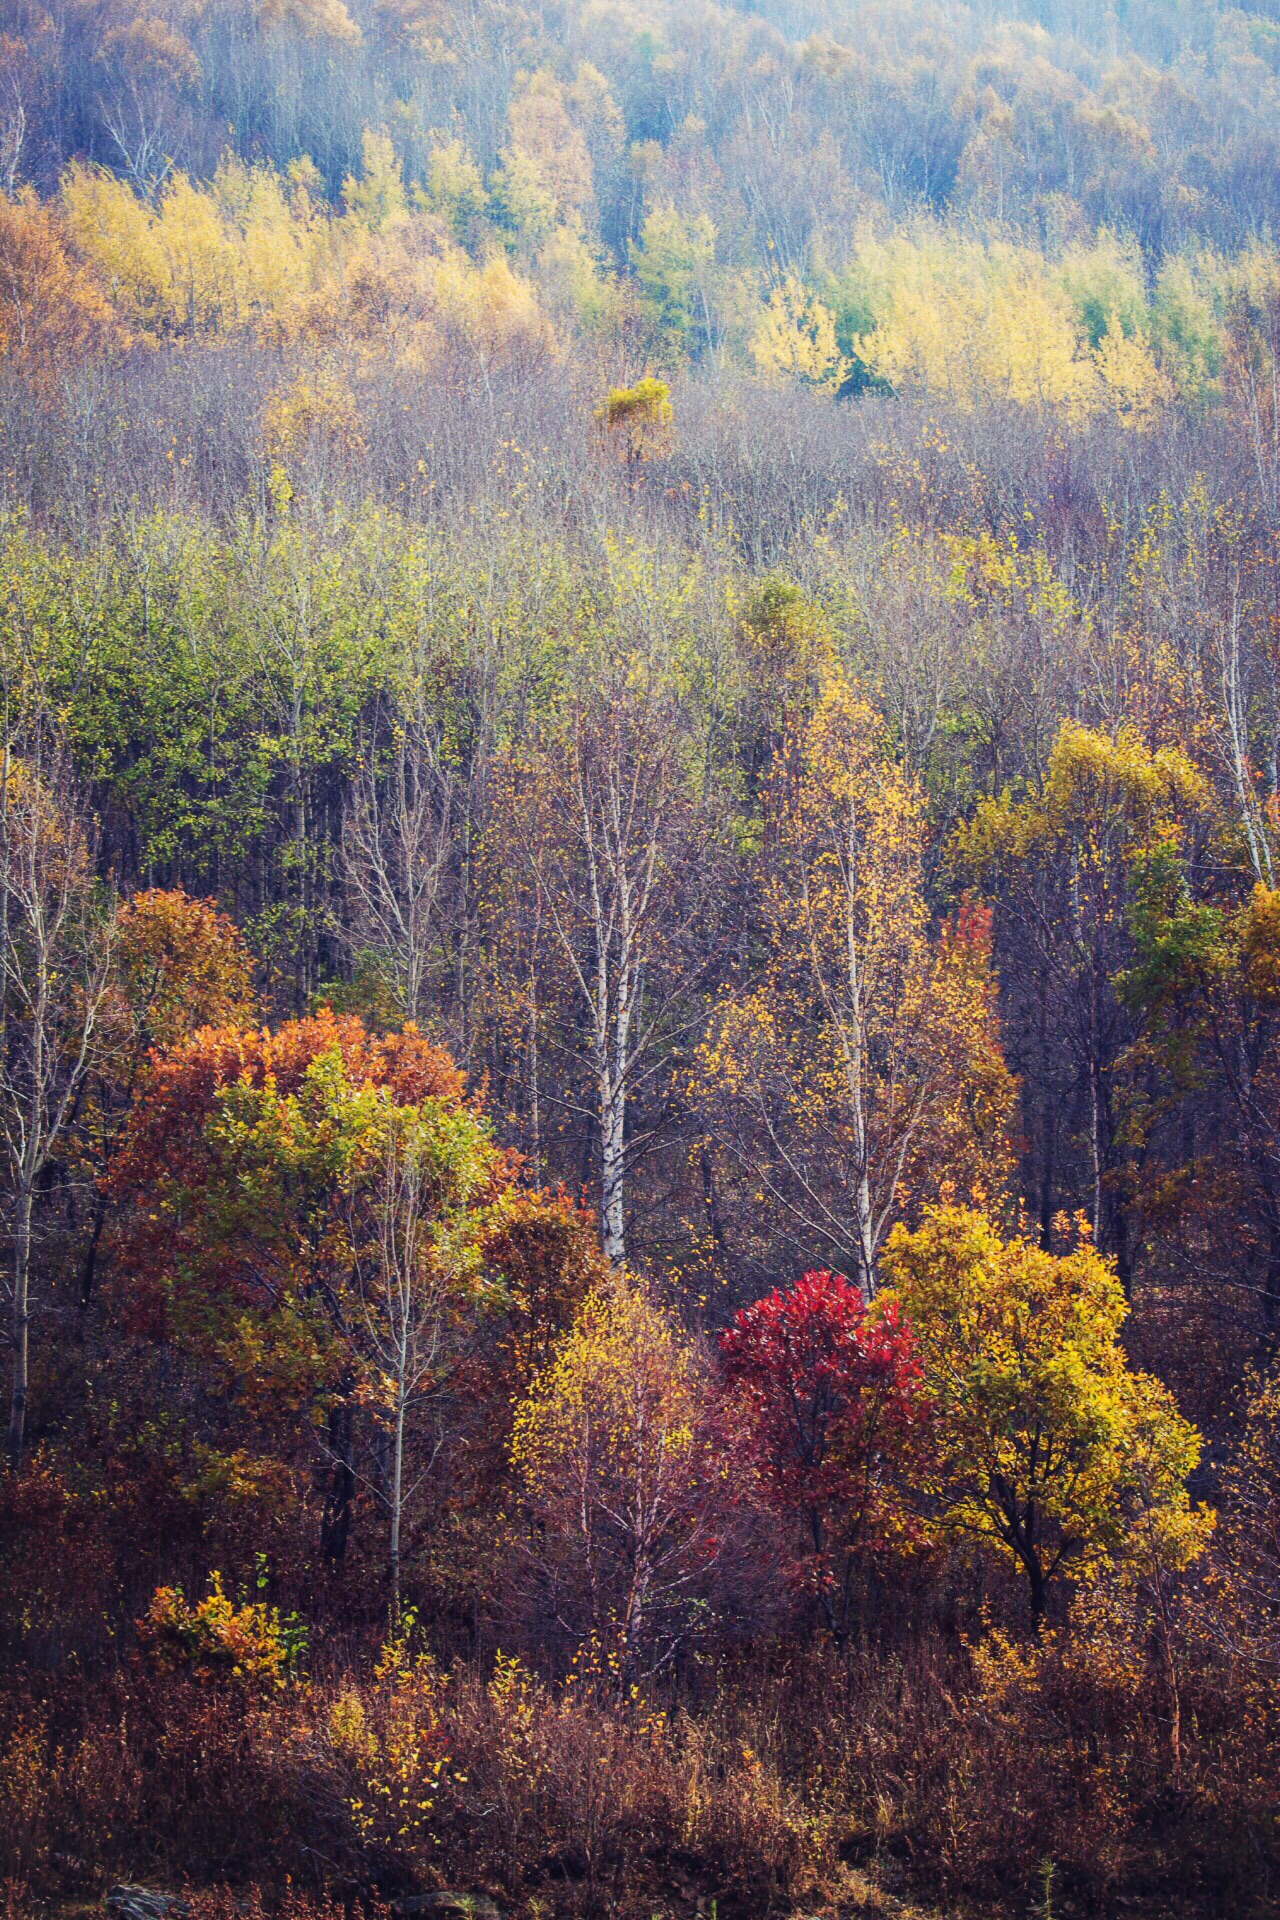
[3,0,1280,1915]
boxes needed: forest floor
[27,1877,1192,1920]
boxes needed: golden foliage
[0,189,125,378]
[258,0,360,40]
[137,1572,296,1689]
[262,370,367,463]
[56,142,553,373]
[700,680,1015,1296]
[861,225,1100,416]
[750,273,843,388]
[511,1272,715,1666]
[851,222,1180,424]
[885,1206,1210,1615]
[594,375,673,463]
[506,71,595,226]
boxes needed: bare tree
[490,665,724,1266]
[342,695,457,1027]
[94,17,200,200]
[0,67,26,198]
[351,1114,443,1626]
[0,710,114,1469]
[1215,579,1275,889]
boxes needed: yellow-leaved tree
[954,719,1215,1281]
[510,1273,717,1680]
[862,226,1098,416]
[699,680,1015,1301]
[61,161,174,335]
[343,128,408,234]
[594,376,673,466]
[749,273,844,389]
[504,71,595,230]
[884,1205,1211,1630]
[0,190,124,380]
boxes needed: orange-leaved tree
[110,1009,504,1592]
[0,189,124,388]
[78,888,257,1308]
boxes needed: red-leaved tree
[718,1269,927,1640]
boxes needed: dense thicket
[5,3,1280,1918]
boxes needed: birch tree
[700,681,1013,1301]
[488,666,724,1267]
[351,1099,496,1629]
[510,1271,719,1680]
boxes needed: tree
[349,1096,500,1626]
[629,203,718,355]
[0,188,123,381]
[112,889,256,1052]
[258,0,360,41]
[94,10,199,197]
[0,718,114,1468]
[78,887,257,1308]
[343,128,408,233]
[1215,1360,1280,1673]
[700,680,1014,1300]
[60,161,173,337]
[342,695,457,1028]
[1119,865,1280,1332]
[479,1185,610,1398]
[419,136,487,240]
[883,1205,1207,1629]
[110,1010,497,1576]
[857,225,1103,418]
[510,1271,717,1679]
[731,577,834,796]
[749,274,844,389]
[594,377,673,468]
[718,1269,925,1639]
[504,72,594,229]
[957,719,1213,1281]
[0,25,47,198]
[488,663,725,1266]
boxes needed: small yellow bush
[136,1572,293,1689]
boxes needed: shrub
[137,1573,302,1689]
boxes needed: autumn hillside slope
[3,1,1280,1917]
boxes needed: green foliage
[629,204,717,349]
[1117,843,1227,1012]
[8,9,1280,1910]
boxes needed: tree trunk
[622,1547,650,1683]
[600,1071,626,1266]
[389,1395,406,1631]
[79,1188,109,1312]
[7,1180,32,1470]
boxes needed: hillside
[2,3,1280,1917]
